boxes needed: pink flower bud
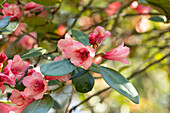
[0,52,7,64]
[2,4,21,20]
[88,33,97,45]
[105,2,121,16]
[102,42,130,64]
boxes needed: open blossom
[0,73,15,93]
[22,71,48,100]
[24,2,43,12]
[45,56,71,81]
[10,90,33,113]
[88,26,111,45]
[105,2,121,16]
[58,33,78,59]
[2,4,21,20]
[3,55,30,81]
[58,34,95,69]
[0,103,16,113]
[102,42,130,64]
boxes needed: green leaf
[89,63,100,73]
[0,22,19,35]
[31,0,61,6]
[40,59,76,76]
[71,30,90,46]
[98,66,139,104]
[138,0,147,3]
[149,16,165,22]
[22,95,54,113]
[0,16,10,31]
[72,67,94,93]
[48,79,60,86]
[20,47,46,59]
[70,69,89,79]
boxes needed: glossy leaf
[70,69,89,79]
[149,16,165,22]
[40,59,76,76]
[48,79,61,86]
[22,95,54,113]
[98,66,139,104]
[71,30,90,46]
[72,67,94,93]
[31,0,61,6]
[20,47,46,59]
[0,22,19,35]
[0,16,10,31]
[89,63,100,73]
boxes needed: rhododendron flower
[2,4,21,20]
[0,52,7,71]
[135,16,150,33]
[45,56,71,81]
[24,2,43,12]
[58,33,79,59]
[102,42,130,64]
[0,3,9,12]
[18,32,38,50]
[58,34,95,69]
[0,103,16,113]
[131,1,151,14]
[22,71,48,100]
[3,55,30,81]
[88,26,111,45]
[10,90,33,113]
[0,73,15,93]
[105,2,121,16]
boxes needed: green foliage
[0,22,19,35]
[22,95,54,113]
[72,67,94,93]
[48,79,61,86]
[149,16,165,22]
[20,47,46,59]
[98,66,139,104]
[30,0,61,6]
[40,59,76,76]
[0,16,10,31]
[71,30,90,46]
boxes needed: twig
[111,1,133,32]
[69,87,111,113]
[127,53,170,79]
[65,87,74,113]
[66,0,94,33]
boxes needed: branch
[127,53,170,79]
[69,87,111,113]
[111,1,133,32]
[66,0,94,32]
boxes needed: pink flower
[10,90,33,113]
[3,55,30,81]
[135,16,150,33]
[56,25,66,36]
[0,52,7,64]
[18,32,38,50]
[22,71,48,100]
[131,1,151,14]
[58,34,95,69]
[0,73,15,93]
[0,52,7,71]
[58,33,78,59]
[0,3,9,12]
[2,4,21,20]
[105,2,121,16]
[24,2,43,12]
[0,103,16,113]
[88,26,111,45]
[102,42,130,64]
[45,56,71,81]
